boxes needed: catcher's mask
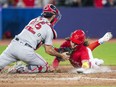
[70,29,86,45]
[41,4,61,26]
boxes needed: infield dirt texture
[0,39,116,87]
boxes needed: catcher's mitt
[56,47,74,61]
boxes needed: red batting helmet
[41,4,61,26]
[70,29,86,45]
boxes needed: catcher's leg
[8,53,48,73]
[0,52,17,72]
[27,53,48,73]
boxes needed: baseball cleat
[94,58,104,66]
[8,61,26,73]
[99,32,113,44]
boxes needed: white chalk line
[0,76,116,81]
[81,77,116,81]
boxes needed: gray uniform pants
[0,39,47,71]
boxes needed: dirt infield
[0,66,116,87]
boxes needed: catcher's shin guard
[27,64,48,73]
[8,62,49,73]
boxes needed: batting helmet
[41,4,61,26]
[70,29,86,45]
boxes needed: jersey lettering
[29,18,37,25]
[35,22,45,30]
[35,23,41,30]
[25,26,35,34]
[26,21,45,34]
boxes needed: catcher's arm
[44,45,70,60]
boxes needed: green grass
[0,46,7,53]
[92,42,116,65]
[0,42,116,66]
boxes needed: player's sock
[88,41,100,51]
[98,32,113,44]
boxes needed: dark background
[0,7,116,39]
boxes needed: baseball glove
[56,47,74,61]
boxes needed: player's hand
[61,52,70,60]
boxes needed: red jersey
[60,40,90,68]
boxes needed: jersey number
[26,23,42,34]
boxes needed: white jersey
[16,17,57,49]
[0,17,57,72]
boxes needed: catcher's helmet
[41,4,61,26]
[70,29,86,45]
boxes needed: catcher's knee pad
[27,64,48,73]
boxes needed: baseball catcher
[0,4,70,73]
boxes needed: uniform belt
[15,38,33,49]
